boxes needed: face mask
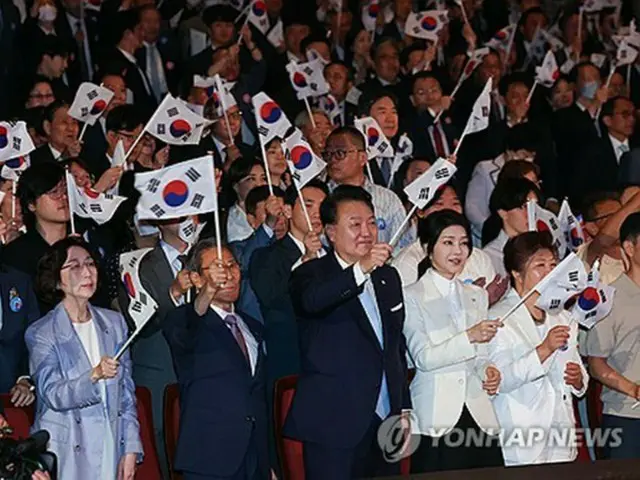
[580,81,599,100]
[38,5,57,22]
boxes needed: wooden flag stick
[389,204,417,247]
[208,152,223,260]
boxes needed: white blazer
[487,290,589,466]
[404,270,500,437]
[465,155,505,244]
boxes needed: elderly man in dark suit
[164,240,269,480]
[284,185,410,480]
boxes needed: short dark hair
[35,237,100,306]
[499,71,534,96]
[320,185,375,226]
[300,33,330,56]
[601,95,632,120]
[284,179,328,206]
[371,36,399,61]
[112,9,141,45]
[580,191,621,222]
[497,160,540,184]
[410,71,443,92]
[326,126,366,151]
[106,104,144,133]
[620,212,640,245]
[186,238,233,273]
[202,4,237,26]
[417,210,472,278]
[571,61,601,83]
[43,100,69,124]
[324,61,354,82]
[503,231,557,283]
[23,106,48,137]
[357,87,399,117]
[489,177,540,214]
[519,7,546,26]
[400,40,428,68]
[18,162,66,228]
[226,156,263,187]
[37,35,70,62]
[245,185,284,216]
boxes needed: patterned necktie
[430,123,446,158]
[224,314,250,365]
[75,21,90,81]
[147,44,163,101]
[380,157,392,185]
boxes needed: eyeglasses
[45,183,67,200]
[227,111,242,121]
[322,149,364,162]
[202,260,239,270]
[61,259,97,274]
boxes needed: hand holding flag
[453,78,491,155]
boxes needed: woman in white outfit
[487,231,588,466]
[404,210,504,472]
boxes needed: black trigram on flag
[482,106,489,117]
[292,171,301,182]
[182,223,196,237]
[185,167,201,182]
[78,204,89,215]
[90,204,103,213]
[568,271,579,283]
[139,292,148,305]
[12,137,21,150]
[128,257,138,268]
[418,187,430,200]
[81,107,89,117]
[434,168,450,180]
[412,26,420,34]
[167,107,179,117]
[131,300,143,313]
[310,83,318,91]
[585,310,597,320]
[377,141,389,153]
[600,289,607,302]
[157,124,166,135]
[87,89,98,100]
[549,218,559,230]
[147,178,162,193]
[104,193,114,200]
[151,204,166,217]
[258,126,269,137]
[550,298,561,309]
[190,194,205,209]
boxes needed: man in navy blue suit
[284,185,410,480]
[164,240,268,480]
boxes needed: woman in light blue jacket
[26,237,142,479]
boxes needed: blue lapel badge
[9,287,23,313]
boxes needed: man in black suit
[324,61,358,127]
[573,96,636,200]
[360,37,404,101]
[187,5,238,76]
[164,240,269,480]
[100,9,157,119]
[284,186,410,480]
[30,101,82,167]
[0,268,40,408]
[136,4,181,101]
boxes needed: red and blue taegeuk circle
[5,156,25,169]
[536,220,550,232]
[366,127,379,146]
[325,97,336,111]
[570,227,584,248]
[421,16,438,31]
[495,30,508,41]
[292,72,308,88]
[291,146,313,169]
[84,187,100,199]
[260,101,282,124]
[578,286,600,311]
[0,126,8,149]
[90,99,107,115]
[123,272,136,297]
[170,119,192,138]
[162,180,189,207]
[252,0,266,16]
[367,4,379,17]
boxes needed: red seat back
[0,394,34,440]
[135,386,163,479]
[163,384,182,480]
[274,375,305,480]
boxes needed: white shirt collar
[428,268,457,298]
[334,252,353,270]
[117,47,138,64]
[159,239,185,271]
[66,12,81,31]
[609,134,629,162]
[210,303,235,319]
[48,144,62,160]
[288,232,305,255]
[213,136,227,156]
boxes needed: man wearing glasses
[323,126,413,249]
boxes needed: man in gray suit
[118,217,191,477]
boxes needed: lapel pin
[9,287,22,313]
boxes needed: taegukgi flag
[0,121,35,163]
[404,10,449,41]
[68,82,114,126]
[135,155,218,220]
[284,128,326,187]
[354,116,395,160]
[253,92,292,143]
[145,94,212,145]
[404,158,457,209]
[119,248,158,330]
[66,170,126,224]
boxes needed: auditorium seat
[135,386,163,479]
[274,375,412,479]
[164,383,182,480]
[0,394,34,439]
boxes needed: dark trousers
[411,406,503,473]
[602,414,640,459]
[303,416,401,480]
[182,430,261,480]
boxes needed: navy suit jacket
[164,305,268,477]
[0,268,40,393]
[283,254,410,449]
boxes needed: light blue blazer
[25,303,143,479]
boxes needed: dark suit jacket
[283,254,410,448]
[0,268,40,393]
[135,33,182,96]
[29,144,58,167]
[570,133,621,202]
[406,108,459,160]
[164,305,268,477]
[80,121,110,178]
[229,226,276,324]
[249,234,303,383]
[100,48,157,118]
[170,135,256,169]
[0,1,21,117]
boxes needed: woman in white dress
[487,231,588,466]
[404,210,504,472]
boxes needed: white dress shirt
[226,203,254,243]
[483,230,510,277]
[210,304,258,375]
[465,154,506,244]
[160,239,186,276]
[609,134,630,164]
[48,144,63,161]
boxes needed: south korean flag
[354,116,394,160]
[119,248,158,330]
[404,158,457,209]
[134,155,218,220]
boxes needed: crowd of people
[0,0,640,479]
